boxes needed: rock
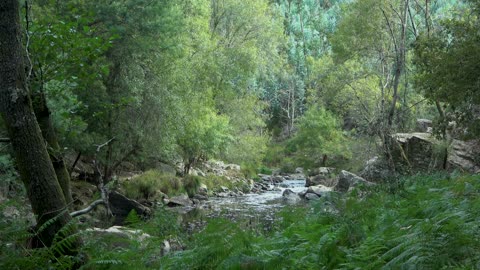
[225,164,240,171]
[335,170,374,193]
[391,133,480,173]
[258,174,271,182]
[307,167,335,177]
[391,133,444,172]
[166,194,193,207]
[2,206,20,219]
[158,162,177,176]
[360,156,392,182]
[298,190,307,198]
[305,167,336,187]
[282,189,300,202]
[305,193,321,200]
[271,176,284,183]
[306,174,337,188]
[88,226,151,244]
[216,192,230,198]
[108,191,151,225]
[192,198,200,205]
[307,185,333,197]
[198,183,208,195]
[416,119,433,133]
[220,186,229,192]
[161,240,171,256]
[447,139,480,173]
[295,167,304,174]
[193,194,208,201]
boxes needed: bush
[183,175,202,197]
[122,170,183,200]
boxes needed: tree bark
[387,0,409,127]
[0,0,79,251]
[32,90,73,205]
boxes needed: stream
[179,174,308,233]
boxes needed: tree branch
[70,199,105,218]
[0,138,10,143]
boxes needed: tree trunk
[0,0,79,251]
[387,0,409,127]
[32,90,73,205]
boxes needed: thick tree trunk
[32,90,73,205]
[0,0,79,251]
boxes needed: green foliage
[0,210,83,270]
[122,170,182,199]
[183,175,202,197]
[414,0,480,137]
[160,174,480,269]
[176,104,232,173]
[288,107,351,169]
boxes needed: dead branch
[70,199,105,218]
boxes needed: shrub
[122,170,183,200]
[183,175,202,197]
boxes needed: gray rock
[282,189,300,202]
[108,191,151,225]
[220,186,229,192]
[271,176,284,183]
[161,240,170,256]
[416,119,433,133]
[447,139,480,173]
[198,183,208,195]
[193,194,208,201]
[305,193,321,200]
[307,185,333,197]
[335,170,374,193]
[307,167,335,177]
[306,174,338,187]
[295,167,304,174]
[166,194,193,207]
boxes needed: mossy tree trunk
[0,0,79,250]
[32,90,73,205]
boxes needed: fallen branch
[0,138,10,143]
[70,199,105,218]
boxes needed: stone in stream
[282,189,301,203]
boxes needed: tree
[288,107,350,168]
[414,0,480,137]
[0,0,79,251]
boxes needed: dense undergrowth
[158,173,480,269]
[1,173,480,269]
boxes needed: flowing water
[180,175,308,233]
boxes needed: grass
[121,170,252,200]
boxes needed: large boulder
[360,156,393,182]
[448,139,480,173]
[335,170,374,193]
[391,132,480,173]
[108,191,151,225]
[391,133,444,172]
[166,194,193,207]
